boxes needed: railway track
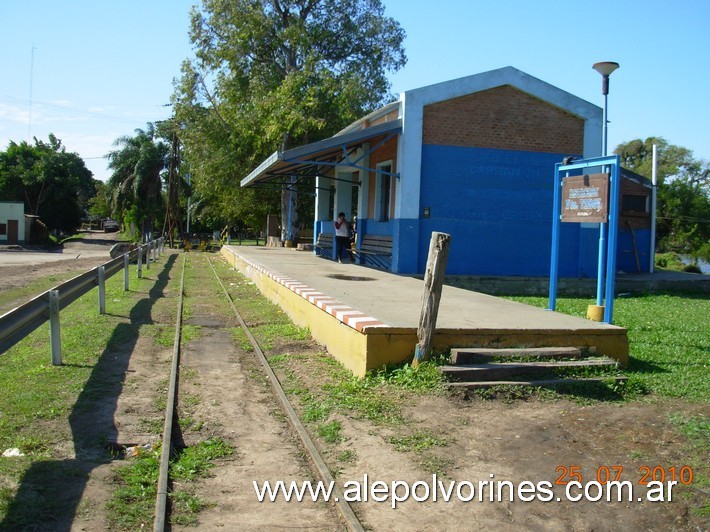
[153,253,363,531]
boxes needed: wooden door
[7,219,18,244]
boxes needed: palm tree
[107,124,168,241]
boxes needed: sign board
[561,173,609,223]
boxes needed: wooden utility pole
[412,232,451,367]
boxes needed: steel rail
[153,253,186,532]
[206,257,364,532]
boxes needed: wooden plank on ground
[447,376,628,390]
[450,347,583,364]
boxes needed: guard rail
[0,237,165,364]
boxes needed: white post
[145,243,151,270]
[138,247,143,278]
[152,239,157,262]
[650,144,658,273]
[49,289,62,366]
[98,266,106,315]
[124,253,130,291]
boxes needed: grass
[388,431,448,453]
[503,292,709,401]
[3,253,705,526]
[0,268,95,315]
[0,256,177,530]
[107,437,234,530]
[669,412,709,515]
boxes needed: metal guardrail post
[138,247,143,278]
[1,246,149,358]
[152,239,157,262]
[98,266,106,314]
[146,243,151,270]
[124,254,130,291]
[49,290,62,366]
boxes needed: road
[0,231,118,267]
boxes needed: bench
[315,232,334,259]
[353,235,392,270]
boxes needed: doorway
[7,219,18,244]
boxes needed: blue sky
[1,0,709,182]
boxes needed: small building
[241,66,652,277]
[0,202,25,245]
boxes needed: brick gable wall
[422,85,584,154]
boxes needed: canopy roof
[240,119,402,188]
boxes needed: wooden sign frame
[561,173,609,223]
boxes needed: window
[0,223,6,235]
[622,194,648,213]
[376,162,392,221]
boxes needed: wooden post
[412,232,451,367]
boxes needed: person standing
[334,212,350,263]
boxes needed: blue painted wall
[322,145,652,277]
[418,145,595,277]
[616,227,652,274]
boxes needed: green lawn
[505,292,709,401]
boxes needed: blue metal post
[548,163,563,311]
[596,85,610,307]
[552,155,619,317]
[604,157,621,323]
[286,175,295,242]
[596,222,607,305]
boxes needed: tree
[173,0,406,240]
[615,137,710,260]
[106,124,168,241]
[88,180,112,220]
[0,135,94,234]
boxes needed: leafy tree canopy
[173,0,406,235]
[615,137,710,259]
[0,134,95,234]
[106,124,169,241]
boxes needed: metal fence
[0,237,165,364]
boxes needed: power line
[0,95,171,125]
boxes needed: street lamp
[591,61,619,311]
[592,61,620,156]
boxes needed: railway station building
[241,66,652,278]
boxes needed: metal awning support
[240,119,402,188]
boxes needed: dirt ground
[1,249,707,530]
[0,231,118,294]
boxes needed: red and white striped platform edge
[234,250,387,332]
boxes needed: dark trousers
[335,236,350,261]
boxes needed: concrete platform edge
[220,247,629,374]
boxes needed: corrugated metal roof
[240,119,402,187]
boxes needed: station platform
[220,246,629,377]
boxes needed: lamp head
[593,62,619,95]
[593,62,620,77]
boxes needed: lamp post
[592,61,619,308]
[593,62,620,156]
